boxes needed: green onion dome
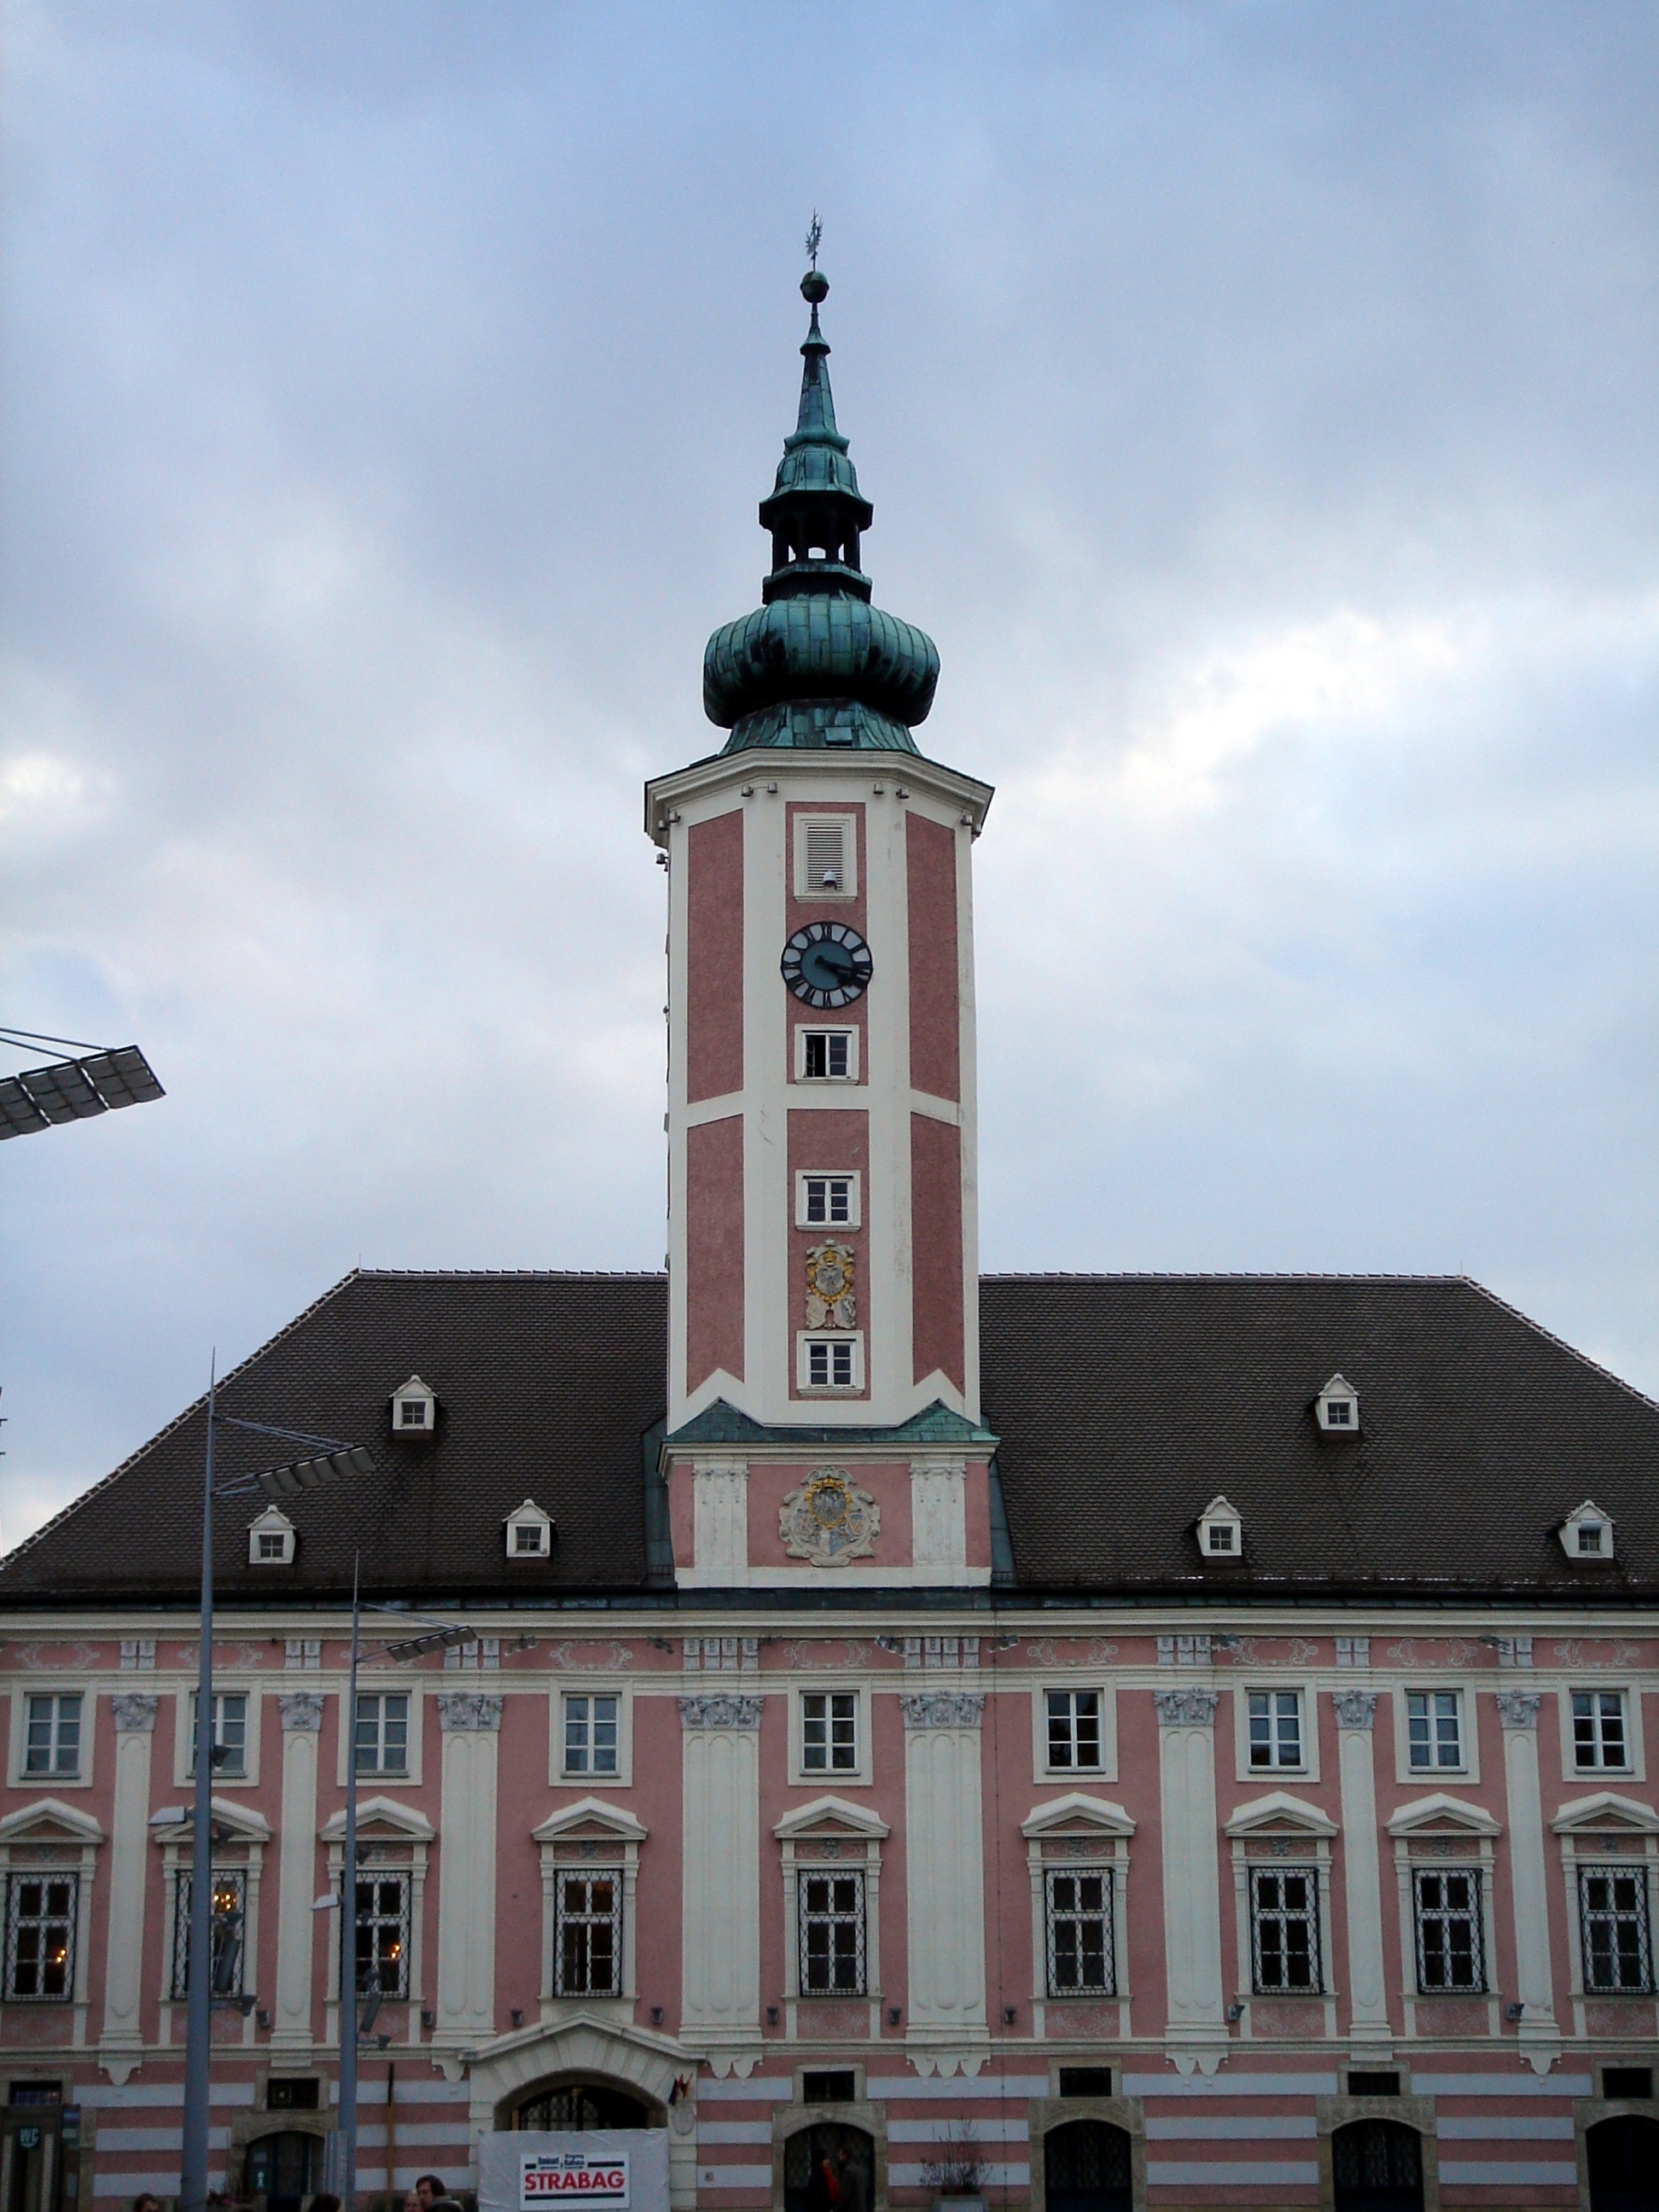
[704,266,940,754]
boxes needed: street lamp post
[178,1374,374,2212]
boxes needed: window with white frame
[1249,1691,1304,1771]
[798,1173,859,1229]
[188,1691,248,1778]
[1578,1865,1653,1994]
[1406,1690,1463,1772]
[562,1694,620,1777]
[799,1870,865,1994]
[23,1694,82,1778]
[172,1870,247,2000]
[4,1875,78,2001]
[800,1335,862,1390]
[554,1871,621,1995]
[354,1693,410,1776]
[801,1692,858,1775]
[1572,1691,1630,1772]
[1250,1866,1321,1991]
[257,1531,287,1560]
[1045,1868,1114,1995]
[1413,1867,1486,1991]
[799,1029,856,1083]
[1045,1690,1103,1773]
[355,1872,410,1997]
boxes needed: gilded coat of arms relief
[779,1469,881,1567]
[804,1241,857,1330]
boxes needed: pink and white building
[0,264,1655,2212]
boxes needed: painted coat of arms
[779,1470,880,1567]
[804,1242,857,1329]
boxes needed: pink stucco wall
[905,812,959,1103]
[685,1113,745,1391]
[909,1112,964,1393]
[685,810,744,1104]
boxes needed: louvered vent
[804,818,847,892]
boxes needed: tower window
[795,814,856,899]
[799,1334,863,1392]
[796,1171,860,1229]
[799,1028,858,1082]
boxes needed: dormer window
[795,814,856,899]
[247,1505,296,1566]
[1197,1495,1243,1559]
[504,1499,554,1559]
[1315,1374,1359,1435]
[1559,1499,1615,1563]
[391,1375,436,1435]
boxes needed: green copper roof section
[704,259,940,754]
[665,1398,997,1451]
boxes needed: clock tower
[646,259,995,1590]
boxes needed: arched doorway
[783,2122,874,2212]
[245,2130,315,2212]
[1331,2120,1423,2212]
[1043,2119,1133,2212]
[514,2082,652,2131]
[1588,2116,1659,2212]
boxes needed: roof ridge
[980,1270,1471,1284]
[0,1268,365,1575]
[355,1268,668,1281]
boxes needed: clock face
[781,922,874,1009]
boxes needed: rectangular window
[799,1870,866,1995]
[1249,1691,1304,1771]
[4,1877,78,2002]
[354,1693,410,1776]
[1413,1867,1486,1991]
[1250,1866,1322,1991]
[802,1692,858,1773]
[1058,2068,1113,2098]
[356,1873,410,1998]
[563,1695,620,1777]
[801,1031,853,1081]
[555,1872,621,1995]
[801,2070,857,2104]
[801,1175,855,1226]
[1045,1867,1114,1995]
[188,1691,248,1779]
[806,1339,856,1388]
[1573,1691,1629,1772]
[23,1695,81,1778]
[1045,1691,1103,1772]
[257,1532,287,1560]
[1580,1866,1653,1994]
[172,1870,247,2000]
[1406,1691,1463,1771]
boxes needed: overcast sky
[4,1,1658,1552]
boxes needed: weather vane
[806,212,822,271]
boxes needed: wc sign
[521,2153,631,2209]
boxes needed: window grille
[4,1876,78,2001]
[1045,1691,1103,1772]
[564,1695,620,1776]
[799,1870,865,1995]
[188,1691,248,1778]
[172,1870,246,1999]
[354,1693,410,1775]
[802,1692,858,1773]
[1573,1691,1629,1772]
[23,1695,81,1778]
[1406,1691,1462,1770]
[555,1872,621,1995]
[1250,1866,1321,1991]
[1045,1867,1114,1995]
[1579,1865,1653,1993]
[1249,1691,1303,1770]
[356,1872,411,1997]
[1413,1867,1486,1991]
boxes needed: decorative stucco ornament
[805,1241,857,1329]
[780,1470,880,1567]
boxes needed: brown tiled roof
[3,1269,1656,1606]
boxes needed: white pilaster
[1155,1689,1226,2062]
[691,1464,750,1583]
[1333,1691,1391,2044]
[435,1692,502,2047]
[910,1462,967,1576]
[272,1691,323,2053]
[1497,1691,1558,2070]
[900,1691,987,2049]
[679,1694,762,2058]
[100,1694,158,2078]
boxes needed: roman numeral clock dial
[780,922,874,1010]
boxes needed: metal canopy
[0,1034,166,1140]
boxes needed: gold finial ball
[801,269,829,306]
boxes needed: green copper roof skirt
[704,260,940,754]
[665,1398,997,1451]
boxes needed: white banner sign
[479,2131,669,2212]
[521,2152,630,2209]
